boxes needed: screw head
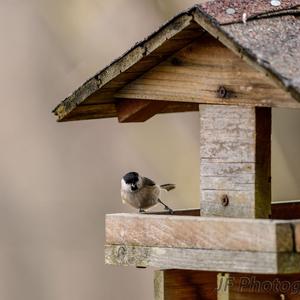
[226,7,236,15]
[221,195,229,207]
[217,86,228,98]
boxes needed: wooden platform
[105,202,300,274]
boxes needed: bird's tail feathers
[160,184,176,191]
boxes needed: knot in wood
[117,246,126,259]
[221,195,229,207]
[170,57,182,66]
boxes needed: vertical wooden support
[154,270,217,300]
[199,105,271,218]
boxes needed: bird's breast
[121,185,160,209]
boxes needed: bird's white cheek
[121,180,132,192]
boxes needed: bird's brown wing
[142,177,156,186]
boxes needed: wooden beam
[199,105,271,218]
[115,35,299,108]
[154,270,217,300]
[106,214,293,252]
[155,270,300,300]
[292,222,300,253]
[115,99,199,122]
[271,200,300,220]
[105,245,300,274]
[148,200,300,219]
[218,273,300,300]
[116,99,169,122]
[147,208,200,216]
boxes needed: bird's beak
[131,184,138,191]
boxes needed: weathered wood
[217,273,229,300]
[106,214,293,252]
[53,15,201,121]
[293,222,300,253]
[53,7,300,122]
[61,101,199,121]
[154,270,217,300]
[199,105,271,218]
[115,35,298,108]
[147,200,300,219]
[218,273,300,300]
[105,245,300,274]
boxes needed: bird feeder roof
[53,0,300,122]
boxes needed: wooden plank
[148,208,200,216]
[154,270,217,300]
[271,200,300,220]
[53,14,199,121]
[105,245,300,274]
[218,273,300,300]
[147,200,300,219]
[115,99,198,122]
[105,213,293,252]
[155,270,300,300]
[60,103,117,121]
[199,105,271,218]
[63,101,198,121]
[115,35,299,108]
[116,99,169,122]
[293,223,300,253]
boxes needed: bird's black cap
[123,172,139,184]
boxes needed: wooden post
[217,273,300,299]
[154,270,217,300]
[199,105,271,218]
[199,104,272,299]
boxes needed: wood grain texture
[54,8,300,122]
[115,99,198,122]
[293,222,300,252]
[147,200,300,219]
[115,35,298,108]
[53,16,202,121]
[155,270,300,300]
[199,105,271,218]
[154,270,217,300]
[218,273,300,300]
[116,99,168,122]
[105,245,300,274]
[61,101,199,121]
[148,208,200,216]
[105,213,293,252]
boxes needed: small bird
[121,172,175,213]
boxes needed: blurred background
[1,0,300,299]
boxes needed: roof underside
[53,0,300,121]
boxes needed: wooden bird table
[53,2,300,299]
[105,105,300,299]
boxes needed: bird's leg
[139,208,145,213]
[157,199,173,214]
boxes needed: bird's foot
[165,207,174,215]
[139,208,146,213]
[158,198,173,214]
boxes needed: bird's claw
[166,207,174,215]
